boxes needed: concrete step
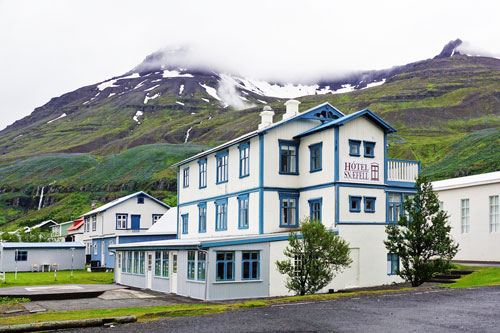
[450,269,474,275]
[433,274,462,279]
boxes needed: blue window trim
[349,196,362,213]
[238,194,249,229]
[387,253,399,275]
[308,198,322,222]
[181,213,189,234]
[216,151,229,184]
[216,251,235,281]
[349,139,361,157]
[152,214,163,224]
[309,142,322,173]
[387,192,403,224]
[116,213,128,230]
[364,141,376,158]
[215,198,228,231]
[364,196,376,213]
[187,250,195,280]
[239,142,250,178]
[198,202,207,233]
[278,140,299,175]
[279,192,299,228]
[197,251,206,281]
[183,167,190,188]
[241,251,260,280]
[15,250,28,261]
[198,159,207,189]
[137,196,145,204]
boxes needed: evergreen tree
[276,218,352,296]
[385,176,459,287]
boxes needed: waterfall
[38,187,44,210]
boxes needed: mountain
[1,39,500,229]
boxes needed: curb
[0,315,137,332]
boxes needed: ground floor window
[187,251,196,280]
[155,251,161,276]
[162,251,169,277]
[198,251,206,281]
[133,251,139,274]
[15,250,27,261]
[127,252,132,273]
[216,251,234,281]
[242,251,259,280]
[490,195,499,232]
[387,253,399,275]
[139,252,145,275]
[121,252,126,272]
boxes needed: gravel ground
[70,285,500,332]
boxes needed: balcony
[387,159,420,183]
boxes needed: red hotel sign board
[341,159,381,182]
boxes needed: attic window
[313,110,336,122]
[349,140,361,157]
[137,197,145,204]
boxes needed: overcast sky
[1,0,499,130]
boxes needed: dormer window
[349,140,361,157]
[137,197,144,204]
[364,141,376,158]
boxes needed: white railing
[387,159,419,183]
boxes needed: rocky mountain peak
[434,38,463,59]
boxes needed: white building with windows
[81,191,172,268]
[111,101,419,300]
[433,171,500,263]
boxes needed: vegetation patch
[0,270,114,288]
[445,265,500,288]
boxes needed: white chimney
[259,106,274,129]
[283,100,301,120]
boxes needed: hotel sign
[341,159,381,182]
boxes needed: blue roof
[294,108,396,139]
[1,242,85,249]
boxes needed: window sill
[364,155,375,159]
[187,279,206,284]
[349,210,361,213]
[279,225,299,228]
[279,172,299,175]
[121,272,145,277]
[214,279,263,284]
[216,181,228,185]
[239,174,250,179]
[349,154,360,157]
[310,169,322,173]
[153,275,170,280]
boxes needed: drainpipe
[197,247,209,301]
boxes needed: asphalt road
[72,286,500,332]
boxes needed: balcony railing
[387,159,420,183]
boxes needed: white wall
[436,182,500,262]
[338,187,386,223]
[0,248,85,272]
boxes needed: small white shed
[0,242,86,272]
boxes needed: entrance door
[146,252,153,289]
[131,215,141,230]
[171,251,178,294]
[101,241,106,267]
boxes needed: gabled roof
[81,191,170,217]
[0,242,85,249]
[67,217,84,231]
[172,102,344,167]
[294,108,396,139]
[28,220,58,231]
[432,171,500,191]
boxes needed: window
[133,251,139,274]
[461,199,470,233]
[239,142,250,178]
[280,194,299,227]
[183,167,189,188]
[242,251,259,280]
[309,143,322,172]
[187,251,196,280]
[15,250,27,261]
[139,252,145,275]
[387,253,399,275]
[162,251,169,277]
[198,203,207,233]
[238,194,249,229]
[93,242,98,255]
[137,196,144,204]
[116,214,127,229]
[127,252,132,273]
[215,199,228,231]
[490,196,499,232]
[279,140,299,174]
[364,197,376,213]
[216,151,228,184]
[199,159,207,188]
[439,201,444,210]
[216,251,234,281]
[388,193,402,223]
[121,252,127,272]
[364,141,375,158]
[173,254,177,273]
[155,251,161,276]
[294,254,303,277]
[198,251,206,281]
[349,139,361,157]
[84,217,89,232]
[182,214,189,234]
[152,214,162,224]
[309,198,322,222]
[349,196,362,213]
[91,215,96,231]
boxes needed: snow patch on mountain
[97,73,141,91]
[201,98,210,103]
[199,83,221,101]
[47,113,67,124]
[144,93,160,104]
[134,80,148,90]
[176,101,185,106]
[162,69,194,78]
[144,84,160,92]
[179,84,184,95]
[217,74,255,110]
[361,79,386,90]
[133,110,143,124]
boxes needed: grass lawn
[444,265,500,288]
[0,270,114,288]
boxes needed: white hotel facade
[111,101,419,300]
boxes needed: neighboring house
[433,171,500,263]
[81,191,172,269]
[0,242,85,272]
[111,101,419,300]
[50,220,74,241]
[65,217,85,242]
[26,220,58,233]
